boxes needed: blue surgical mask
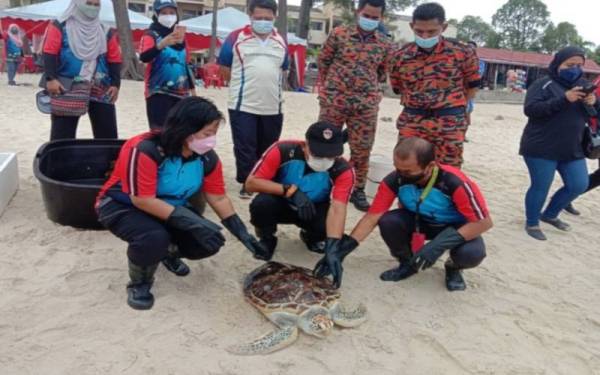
[358,16,379,32]
[252,20,274,35]
[558,66,583,84]
[415,35,440,49]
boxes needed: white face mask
[307,156,335,172]
[158,14,177,29]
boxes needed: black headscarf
[548,46,586,88]
[150,14,185,51]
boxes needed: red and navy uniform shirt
[139,30,193,99]
[43,21,121,91]
[369,164,489,224]
[97,132,225,207]
[250,140,355,204]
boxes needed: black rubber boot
[380,262,417,282]
[299,230,326,254]
[127,261,158,310]
[255,226,277,261]
[350,188,370,212]
[445,263,466,292]
[161,245,190,276]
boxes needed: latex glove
[222,214,270,260]
[410,227,465,271]
[313,235,359,288]
[288,189,316,221]
[167,206,225,253]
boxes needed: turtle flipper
[227,326,298,355]
[330,303,367,328]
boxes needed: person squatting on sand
[139,0,196,130]
[314,137,493,291]
[317,0,391,212]
[95,97,269,310]
[245,122,355,278]
[390,2,480,168]
[42,0,122,140]
[218,0,289,200]
[519,46,599,241]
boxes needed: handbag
[38,74,91,117]
[582,125,600,159]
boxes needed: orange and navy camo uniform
[390,38,481,167]
[317,25,392,189]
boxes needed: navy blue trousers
[378,209,486,270]
[229,110,283,184]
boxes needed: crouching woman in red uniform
[96,97,269,310]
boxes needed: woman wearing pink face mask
[96,97,269,310]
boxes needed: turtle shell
[243,262,341,314]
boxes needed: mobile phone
[581,84,598,95]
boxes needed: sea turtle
[228,262,367,355]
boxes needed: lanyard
[415,166,439,233]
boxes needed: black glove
[410,227,465,271]
[313,235,359,289]
[222,214,271,260]
[288,189,316,221]
[167,206,226,254]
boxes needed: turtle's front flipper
[227,326,298,355]
[330,303,367,328]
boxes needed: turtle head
[299,307,334,338]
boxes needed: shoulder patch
[136,138,163,165]
[201,150,219,175]
[328,158,351,180]
[278,142,304,164]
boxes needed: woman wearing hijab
[42,0,122,140]
[139,0,196,129]
[96,97,268,310]
[5,24,24,86]
[519,47,600,241]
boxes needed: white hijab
[59,0,107,80]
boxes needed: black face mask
[399,171,425,184]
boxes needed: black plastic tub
[33,139,125,229]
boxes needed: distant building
[476,47,600,89]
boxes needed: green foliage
[456,15,496,47]
[492,0,550,51]
[541,22,594,54]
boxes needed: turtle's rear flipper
[331,303,367,328]
[227,326,298,355]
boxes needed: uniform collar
[350,24,379,42]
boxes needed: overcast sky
[289,0,600,46]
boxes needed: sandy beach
[1,74,600,375]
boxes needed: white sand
[1,74,600,375]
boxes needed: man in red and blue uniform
[245,122,355,263]
[314,137,493,291]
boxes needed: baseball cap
[153,0,177,12]
[305,121,344,158]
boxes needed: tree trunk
[112,0,143,80]
[297,0,312,40]
[208,0,218,61]
[8,0,21,8]
[276,0,287,44]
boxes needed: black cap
[305,121,344,158]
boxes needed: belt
[403,106,466,118]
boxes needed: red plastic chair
[202,63,224,89]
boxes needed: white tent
[0,0,152,30]
[181,7,307,46]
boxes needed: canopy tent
[0,0,152,33]
[182,7,307,88]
